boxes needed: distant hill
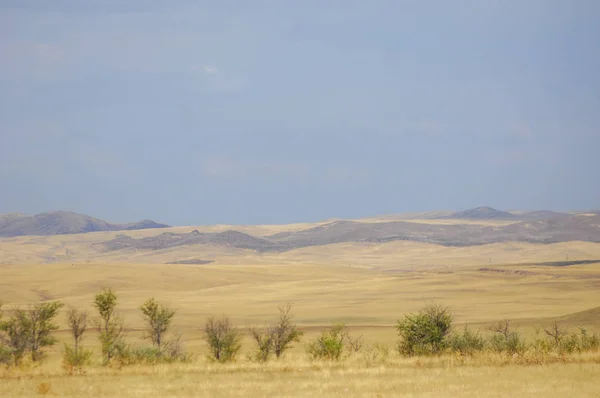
[443,207,571,221]
[449,206,516,220]
[0,211,169,237]
[95,214,600,253]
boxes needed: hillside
[0,211,169,237]
[93,214,600,254]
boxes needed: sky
[1,0,599,225]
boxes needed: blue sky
[1,0,599,225]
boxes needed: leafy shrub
[448,326,485,356]
[204,316,241,363]
[62,344,93,374]
[396,304,453,356]
[307,324,346,360]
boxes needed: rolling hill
[0,211,169,237]
[93,214,600,254]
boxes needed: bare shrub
[250,303,302,362]
[250,328,273,362]
[488,320,527,355]
[204,316,241,363]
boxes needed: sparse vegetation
[0,240,599,396]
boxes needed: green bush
[448,326,485,356]
[396,304,453,356]
[307,324,346,360]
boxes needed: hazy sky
[1,1,599,225]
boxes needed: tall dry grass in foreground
[1,352,599,397]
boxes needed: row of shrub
[397,304,599,357]
[1,292,599,372]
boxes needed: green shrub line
[1,296,599,372]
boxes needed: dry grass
[1,222,600,396]
[1,353,599,397]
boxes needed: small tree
[27,301,64,362]
[62,307,92,371]
[0,308,29,366]
[204,316,241,363]
[396,304,453,356]
[0,302,63,364]
[270,303,303,359]
[66,307,88,354]
[250,328,273,362]
[93,288,125,364]
[250,303,302,362]
[140,298,176,351]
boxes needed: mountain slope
[0,211,169,237]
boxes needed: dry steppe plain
[1,216,600,397]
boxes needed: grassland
[1,218,600,396]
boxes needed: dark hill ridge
[449,206,516,220]
[96,230,283,252]
[0,211,169,237]
[97,214,600,253]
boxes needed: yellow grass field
[1,220,600,397]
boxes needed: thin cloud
[203,65,219,74]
